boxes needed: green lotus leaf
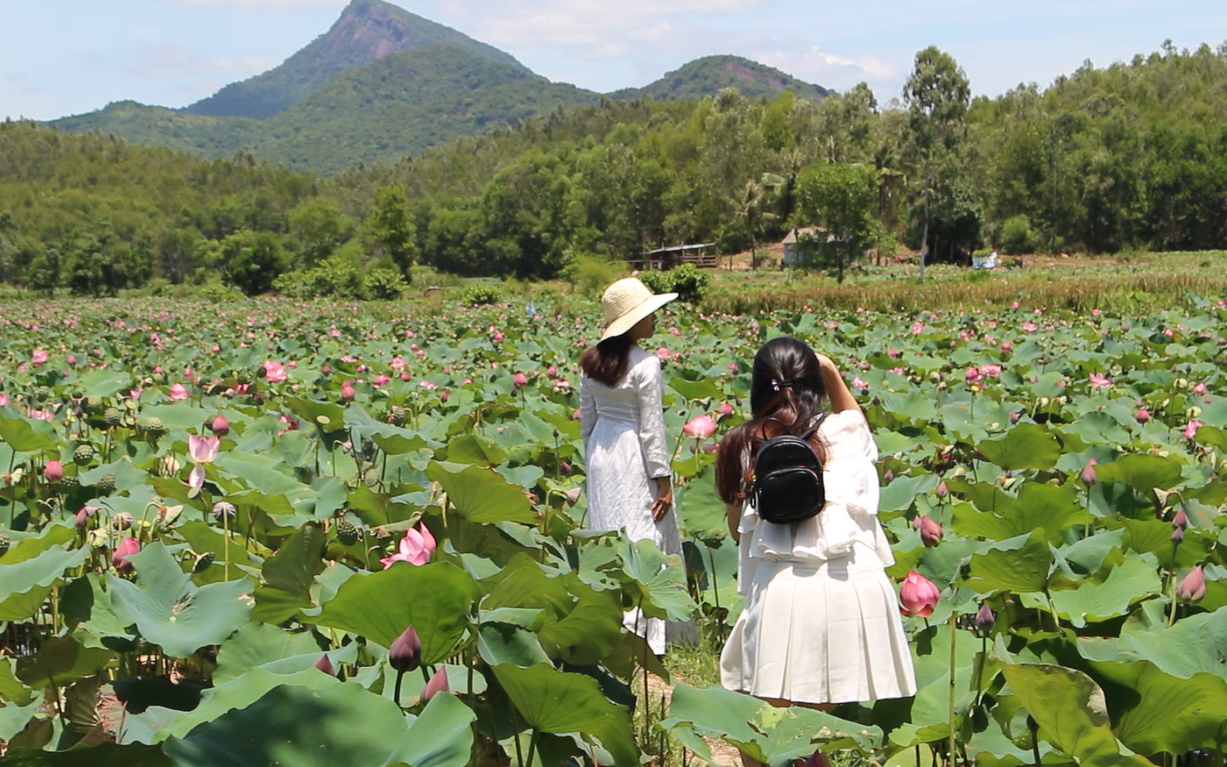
[16,635,113,689]
[0,743,170,767]
[610,536,696,622]
[425,460,537,524]
[0,536,89,622]
[976,423,1062,471]
[284,396,347,433]
[477,623,552,667]
[74,370,135,399]
[64,572,140,652]
[996,646,1151,767]
[108,542,254,658]
[309,561,480,662]
[252,523,326,623]
[388,691,477,767]
[880,474,938,513]
[0,412,58,452]
[0,696,44,744]
[967,531,1051,595]
[1093,453,1184,493]
[213,622,325,684]
[493,662,637,767]
[1046,552,1162,627]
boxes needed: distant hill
[185,0,527,119]
[53,46,598,175]
[614,55,829,102]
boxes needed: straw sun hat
[599,277,677,342]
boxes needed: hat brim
[600,292,678,342]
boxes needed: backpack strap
[798,412,828,441]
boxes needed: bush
[199,283,245,303]
[559,253,628,298]
[639,263,710,303]
[1000,215,1039,255]
[461,284,502,305]
[362,268,407,300]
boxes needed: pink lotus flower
[262,360,288,384]
[381,523,437,568]
[1192,382,1207,395]
[913,515,943,547]
[373,373,390,387]
[717,402,735,419]
[44,460,64,483]
[965,367,982,385]
[31,349,49,367]
[390,356,406,371]
[655,347,671,361]
[899,571,940,617]
[546,365,558,378]
[0,393,8,407]
[1176,565,1206,602]
[513,372,528,388]
[168,382,190,401]
[979,364,1002,378]
[389,625,422,672]
[1182,419,1202,440]
[682,414,718,440]
[189,464,206,489]
[314,655,335,676]
[1080,459,1097,486]
[75,505,98,527]
[188,434,220,464]
[1136,407,1150,423]
[852,376,869,390]
[340,381,356,402]
[1088,372,1112,388]
[210,416,230,437]
[421,667,451,701]
[113,537,140,574]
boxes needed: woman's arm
[580,377,596,455]
[816,354,862,415]
[634,357,673,521]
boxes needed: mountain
[53,46,598,176]
[615,56,829,102]
[184,0,527,119]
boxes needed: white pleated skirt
[720,558,917,704]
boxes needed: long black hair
[715,337,829,504]
[581,334,634,386]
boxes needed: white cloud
[210,55,280,75]
[754,46,898,90]
[113,44,278,81]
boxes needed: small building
[632,243,718,270]
[781,227,831,266]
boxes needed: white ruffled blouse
[737,409,895,594]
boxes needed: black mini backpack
[749,414,827,524]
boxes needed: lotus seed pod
[389,407,406,426]
[86,395,103,411]
[73,444,95,465]
[193,552,215,572]
[336,520,359,546]
[97,473,116,493]
[142,416,165,435]
[104,407,123,428]
[0,534,10,557]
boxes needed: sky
[1,0,1225,121]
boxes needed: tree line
[2,41,1226,296]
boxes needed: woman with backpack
[580,277,686,655]
[715,337,915,735]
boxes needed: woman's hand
[649,476,673,521]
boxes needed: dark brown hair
[581,334,634,386]
[715,337,829,504]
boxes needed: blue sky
[2,0,1224,121]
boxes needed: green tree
[288,196,355,267]
[222,230,290,296]
[904,46,970,280]
[365,186,417,279]
[794,162,883,282]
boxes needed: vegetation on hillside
[184,0,526,119]
[8,42,1227,296]
[610,55,829,103]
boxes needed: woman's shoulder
[627,346,660,374]
[819,410,874,453]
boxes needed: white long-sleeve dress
[581,345,685,654]
[720,409,917,704]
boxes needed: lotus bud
[974,603,996,634]
[340,381,356,403]
[421,667,450,701]
[717,402,735,419]
[1176,565,1206,602]
[935,480,949,498]
[1172,508,1188,529]
[513,372,528,388]
[112,537,140,573]
[1171,526,1184,544]
[899,571,940,617]
[1037,396,1049,407]
[1079,459,1097,487]
[314,655,335,676]
[913,515,943,547]
[884,469,894,482]
[1136,407,1150,423]
[389,625,422,673]
[210,415,230,437]
[44,460,64,483]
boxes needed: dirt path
[645,671,742,766]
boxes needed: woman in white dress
[580,277,683,655]
[716,337,915,761]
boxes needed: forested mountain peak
[183,0,527,120]
[615,55,829,103]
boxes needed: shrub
[560,253,628,298]
[362,268,407,300]
[1000,215,1039,255]
[462,284,502,305]
[639,263,710,303]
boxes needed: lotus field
[1,295,1226,767]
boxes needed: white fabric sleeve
[580,376,596,456]
[634,356,671,479]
